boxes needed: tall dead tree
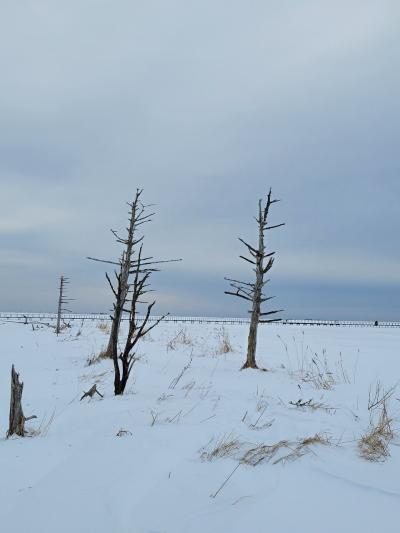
[88,189,181,395]
[225,189,284,369]
[56,275,73,334]
[7,365,36,437]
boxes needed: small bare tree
[225,189,284,369]
[89,189,180,395]
[89,195,145,357]
[56,275,73,334]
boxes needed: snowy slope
[0,319,399,533]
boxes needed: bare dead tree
[225,189,284,369]
[88,189,181,395]
[56,275,73,334]
[7,365,36,437]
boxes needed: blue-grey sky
[1,1,399,320]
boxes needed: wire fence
[0,312,399,328]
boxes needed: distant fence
[0,312,399,328]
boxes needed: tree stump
[7,365,26,437]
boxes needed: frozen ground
[0,319,399,533]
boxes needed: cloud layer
[1,1,399,319]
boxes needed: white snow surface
[0,319,399,533]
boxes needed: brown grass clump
[359,382,395,462]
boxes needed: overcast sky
[0,1,399,320]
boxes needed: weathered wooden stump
[7,365,27,437]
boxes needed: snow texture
[0,319,399,533]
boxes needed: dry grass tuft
[166,328,194,351]
[216,327,234,354]
[97,321,110,334]
[168,353,193,389]
[278,335,351,390]
[200,431,331,467]
[79,370,109,384]
[359,382,396,462]
[289,398,335,412]
[242,433,331,466]
[27,410,56,438]
[200,433,244,461]
[86,349,110,366]
[293,350,348,390]
[241,440,289,466]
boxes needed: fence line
[0,312,399,328]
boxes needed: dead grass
[27,410,56,438]
[168,353,193,389]
[280,336,351,390]
[79,370,110,384]
[241,433,331,466]
[216,326,234,355]
[166,328,194,351]
[241,440,289,465]
[200,432,331,466]
[86,349,110,366]
[289,398,335,412]
[359,382,396,462]
[200,433,244,461]
[149,409,183,426]
[97,321,110,334]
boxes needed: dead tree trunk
[56,275,73,334]
[103,196,142,357]
[225,189,284,369]
[7,365,31,437]
[88,189,181,395]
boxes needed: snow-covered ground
[0,319,399,533]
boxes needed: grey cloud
[0,1,399,319]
